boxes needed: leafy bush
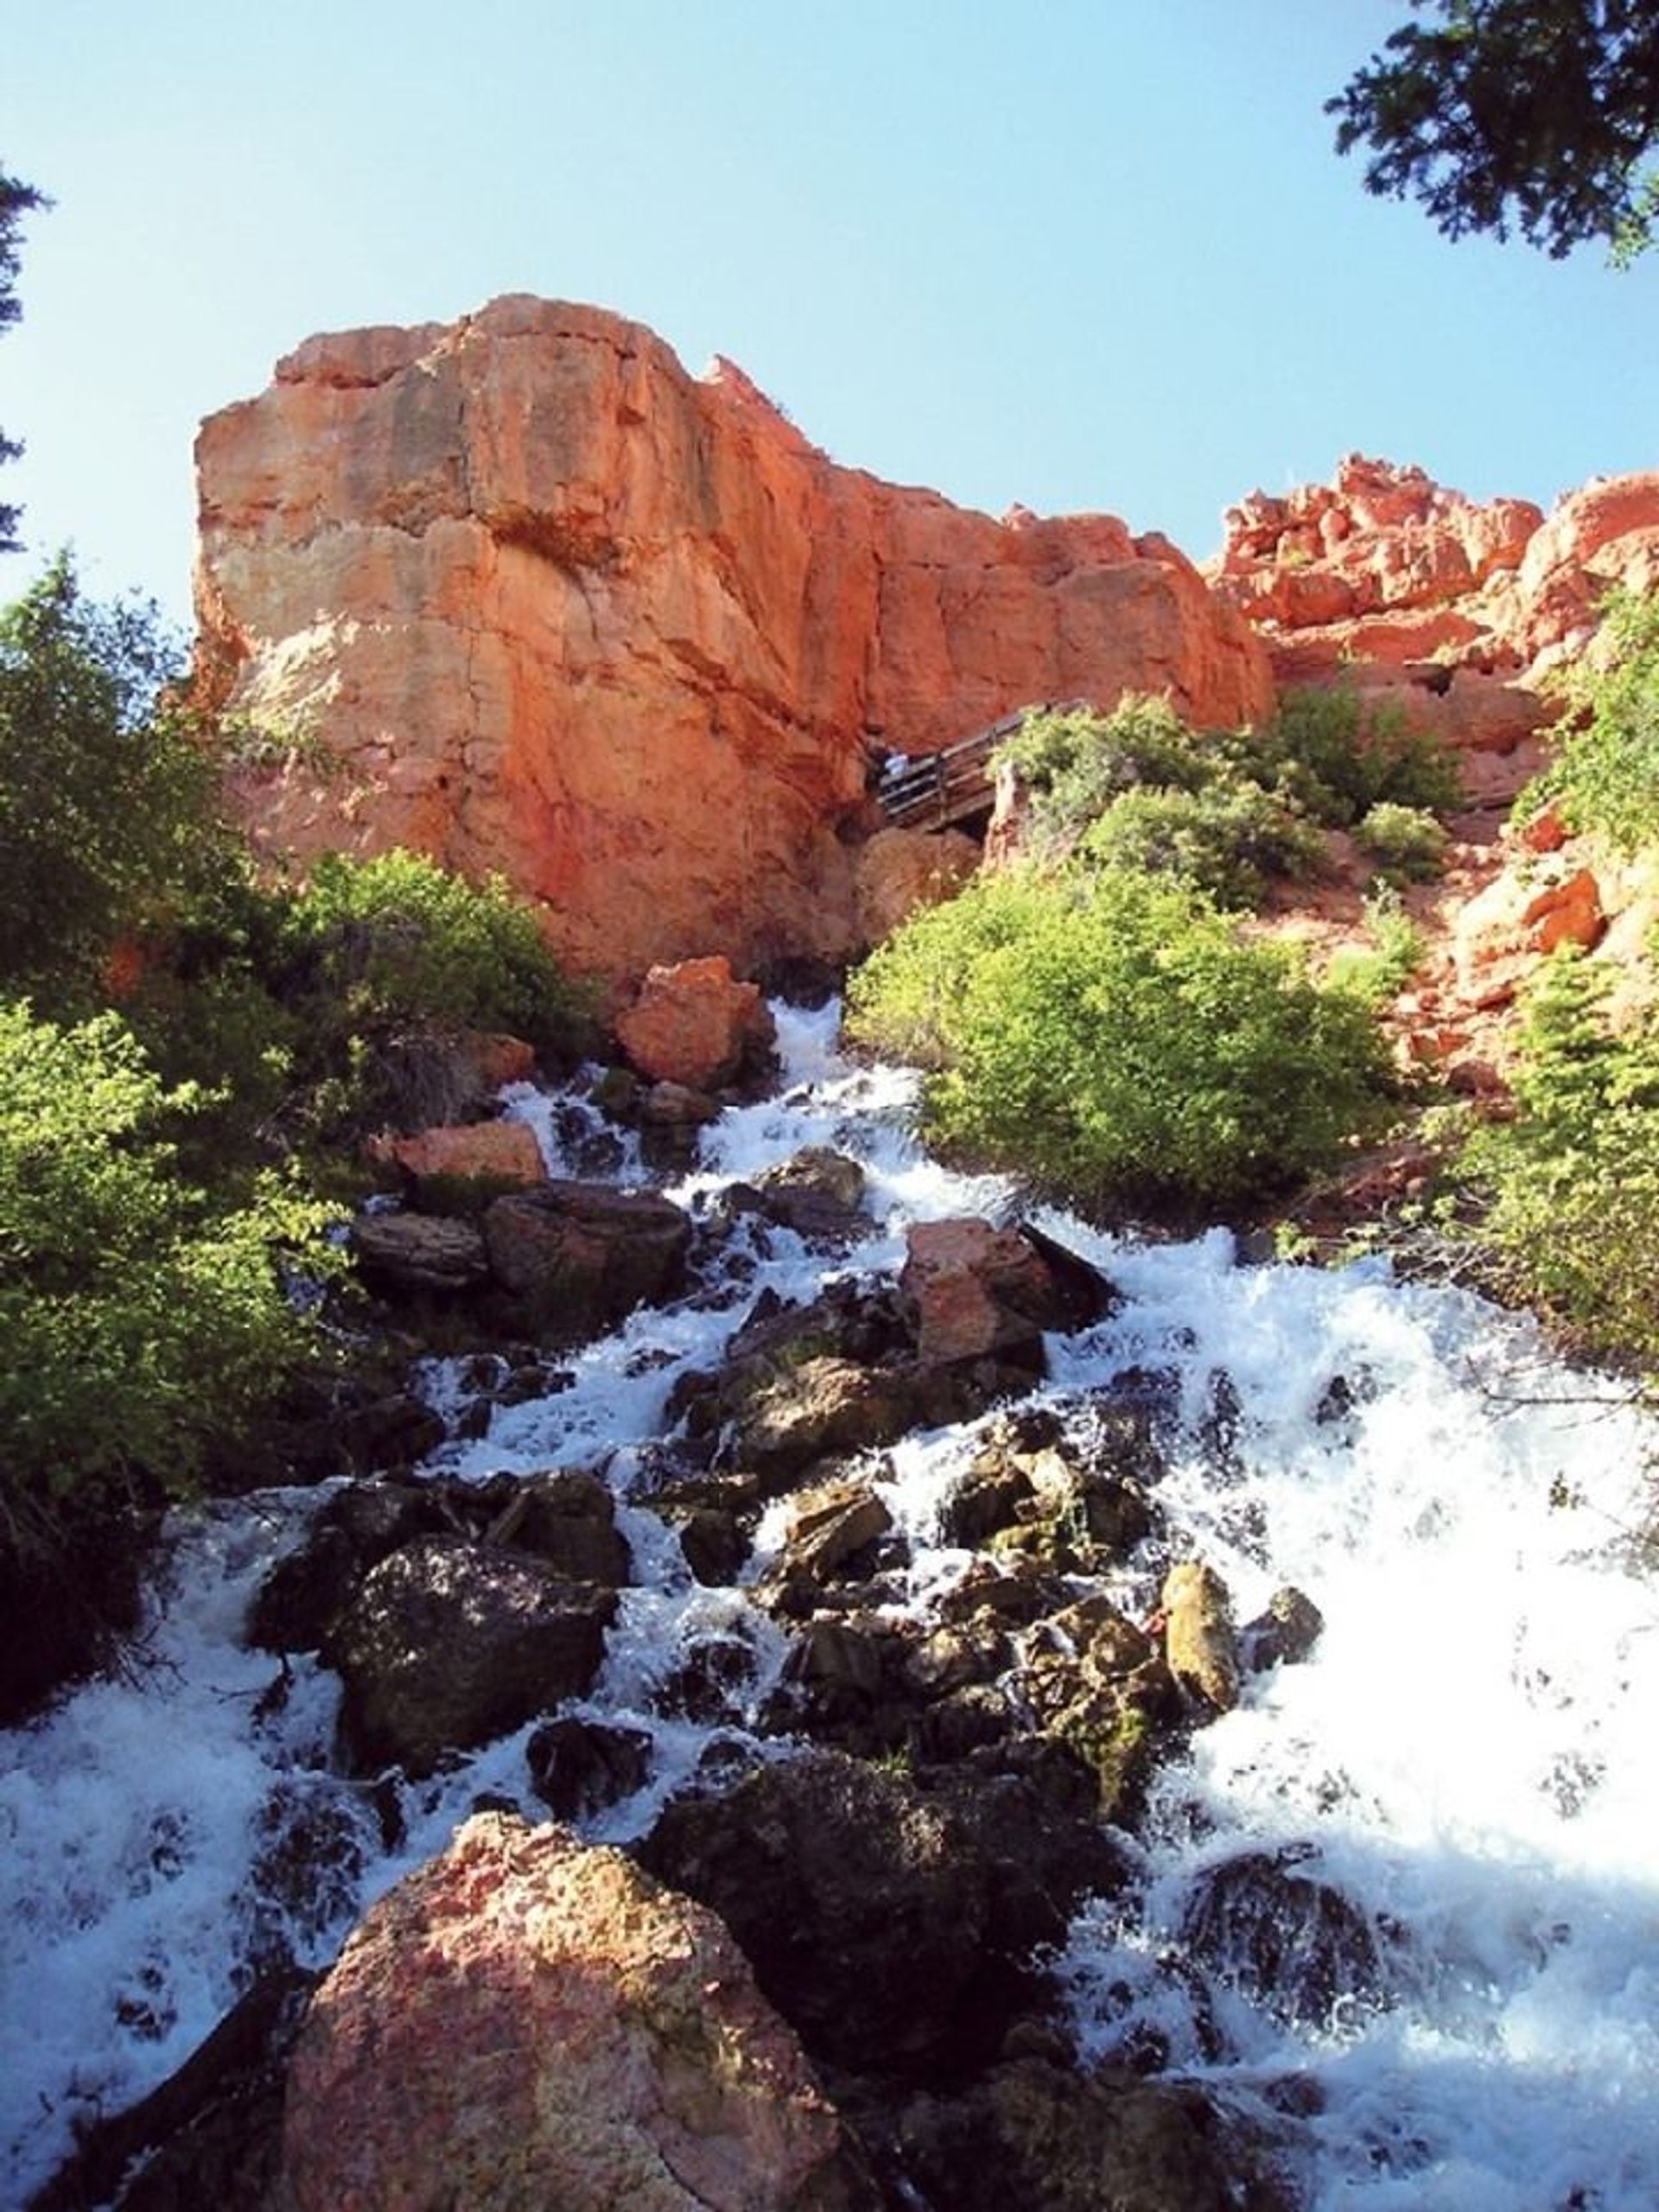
[990,689,1461,913]
[1077,783,1323,907]
[1353,800,1450,883]
[0,1001,337,1553]
[991,697,1215,848]
[275,849,580,1052]
[845,865,1395,1211]
[0,557,232,1003]
[1268,683,1464,825]
[1324,886,1426,1003]
[1523,588,1659,853]
[1456,948,1659,1367]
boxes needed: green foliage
[0,1001,338,1550]
[1324,885,1427,1003]
[1353,801,1451,883]
[992,696,1213,849]
[990,689,1460,914]
[1329,2,1659,260]
[1268,683,1464,826]
[1524,588,1659,852]
[1458,947,1659,1365]
[1076,782,1323,908]
[275,849,577,1052]
[846,865,1395,1211]
[0,556,232,1001]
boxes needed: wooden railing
[874,702,1090,832]
[874,708,1031,832]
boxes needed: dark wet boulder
[1179,1844,1393,2032]
[938,1453,1038,1547]
[891,2056,1285,2212]
[246,1482,433,1654]
[481,1180,692,1338]
[321,1536,615,1777]
[526,1717,653,1820]
[729,1147,870,1245]
[350,1211,490,1296]
[327,1390,448,1476]
[474,1467,631,1587]
[756,1475,895,1611]
[725,1357,932,1485]
[670,1503,750,1586]
[1240,1586,1325,1674]
[637,1746,1123,2087]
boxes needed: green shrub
[0,556,234,1005]
[1523,588,1659,853]
[1077,783,1324,908]
[1353,800,1450,883]
[846,865,1395,1211]
[1457,947,1659,1367]
[1268,683,1464,826]
[0,1001,337,1553]
[1324,886,1427,1003]
[992,697,1215,847]
[275,849,581,1054]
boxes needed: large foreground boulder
[276,1812,873,2211]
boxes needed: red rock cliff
[194,296,1271,978]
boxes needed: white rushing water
[3,1001,1656,2208]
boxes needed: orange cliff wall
[194,296,1272,980]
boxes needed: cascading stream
[2,1001,1656,2209]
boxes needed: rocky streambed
[5,1001,1659,2210]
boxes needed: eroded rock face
[196,296,1271,980]
[277,1811,869,2212]
[1210,453,1659,785]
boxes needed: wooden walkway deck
[872,709,1030,833]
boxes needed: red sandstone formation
[194,296,1270,981]
[1210,454,1659,809]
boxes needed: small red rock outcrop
[614,955,776,1090]
[276,1810,862,2211]
[195,296,1271,982]
[1211,455,1659,810]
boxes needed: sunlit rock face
[1210,454,1659,796]
[194,296,1271,981]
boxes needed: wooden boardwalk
[872,708,1031,833]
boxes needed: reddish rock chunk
[900,1218,1113,1369]
[368,1116,545,1193]
[279,1811,866,2211]
[614,955,776,1090]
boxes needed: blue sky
[6,2,1657,625]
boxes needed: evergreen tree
[1330,3,1659,261]
[1,167,48,551]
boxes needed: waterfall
[3,1001,1656,2209]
